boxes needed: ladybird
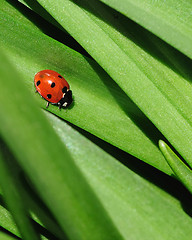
[34,70,73,109]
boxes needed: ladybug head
[58,90,73,109]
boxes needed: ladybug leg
[35,90,38,93]
[46,102,49,108]
[58,102,61,110]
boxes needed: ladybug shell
[34,70,70,104]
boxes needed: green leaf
[0,231,19,240]
[0,50,123,240]
[1,1,192,239]
[34,0,192,170]
[159,140,192,194]
[0,141,41,240]
[0,0,171,174]
[21,182,66,240]
[0,179,63,240]
[44,111,192,240]
[0,143,65,239]
[98,0,192,59]
[0,201,20,238]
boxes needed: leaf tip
[158,140,166,151]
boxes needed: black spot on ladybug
[58,75,62,78]
[47,94,52,99]
[36,80,41,86]
[51,82,55,88]
[62,86,67,93]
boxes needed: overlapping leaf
[46,111,192,240]
[98,0,192,59]
[33,0,192,170]
[1,1,192,239]
[0,0,171,173]
[0,49,123,240]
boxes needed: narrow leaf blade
[98,0,192,59]
[159,140,192,194]
[0,141,41,240]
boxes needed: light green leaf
[159,140,192,194]
[0,0,171,174]
[0,50,123,240]
[98,0,192,59]
[43,111,192,240]
[0,231,18,240]
[0,202,19,238]
[34,0,192,170]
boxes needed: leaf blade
[98,0,192,59]
[46,111,192,240]
[0,0,171,173]
[0,141,41,240]
[159,140,192,194]
[35,0,192,169]
[0,49,123,240]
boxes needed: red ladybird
[34,70,72,109]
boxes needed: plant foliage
[0,0,192,239]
